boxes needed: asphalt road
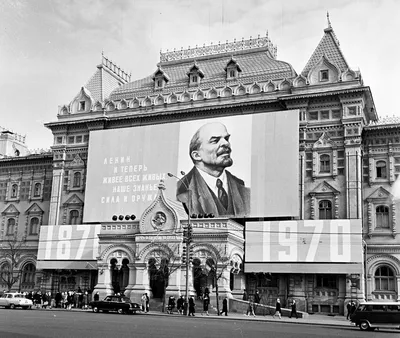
[0,308,398,338]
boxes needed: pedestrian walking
[188,296,195,316]
[177,295,184,315]
[220,297,228,316]
[202,293,210,315]
[350,301,357,318]
[167,296,175,314]
[141,293,147,312]
[245,299,256,317]
[289,299,298,319]
[346,302,351,320]
[273,298,282,319]
[145,293,150,312]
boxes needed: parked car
[0,293,33,309]
[89,295,141,314]
[350,301,400,331]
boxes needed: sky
[1,0,399,150]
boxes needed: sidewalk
[36,306,351,328]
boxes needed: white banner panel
[37,224,101,265]
[83,110,299,222]
[245,220,363,273]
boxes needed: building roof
[110,36,296,101]
[301,25,350,77]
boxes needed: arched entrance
[148,257,169,299]
[110,258,129,294]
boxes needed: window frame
[318,200,332,220]
[29,217,39,235]
[376,160,387,179]
[375,205,390,229]
[69,210,79,225]
[374,266,395,291]
[320,69,329,82]
[11,184,18,198]
[6,218,16,236]
[73,172,81,188]
[33,182,41,197]
[319,154,331,173]
[79,101,86,111]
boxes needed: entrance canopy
[245,220,363,274]
[37,224,101,270]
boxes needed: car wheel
[360,321,370,331]
[93,307,99,313]
[117,308,124,314]
[10,304,15,309]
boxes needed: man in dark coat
[177,295,184,315]
[220,297,228,316]
[177,122,250,217]
[289,299,298,319]
[346,302,351,320]
[188,296,195,316]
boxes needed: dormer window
[320,70,329,82]
[224,57,242,80]
[187,63,204,86]
[79,101,86,111]
[152,67,170,89]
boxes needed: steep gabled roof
[301,25,349,77]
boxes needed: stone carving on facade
[309,181,340,219]
[139,181,180,234]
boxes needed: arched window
[374,266,395,291]
[319,200,332,219]
[73,172,81,187]
[11,184,18,198]
[69,210,79,225]
[6,218,15,235]
[29,217,39,235]
[33,183,41,197]
[376,161,387,179]
[376,206,389,229]
[0,263,10,283]
[320,154,330,173]
[21,263,36,284]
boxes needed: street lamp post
[167,172,192,315]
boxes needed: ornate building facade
[1,21,399,316]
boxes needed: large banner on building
[83,110,299,222]
[36,224,101,269]
[245,220,363,273]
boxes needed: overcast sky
[1,0,399,150]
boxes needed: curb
[31,307,350,328]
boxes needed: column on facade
[230,272,246,299]
[93,263,113,298]
[345,147,362,219]
[215,268,232,297]
[48,167,64,225]
[397,276,400,301]
[128,263,151,303]
[123,263,137,299]
[165,264,182,297]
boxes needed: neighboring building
[2,20,399,315]
[0,127,29,158]
[362,116,400,302]
[0,151,53,292]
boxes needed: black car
[90,295,141,314]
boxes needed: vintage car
[0,293,33,309]
[89,295,141,314]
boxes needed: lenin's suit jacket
[176,167,250,217]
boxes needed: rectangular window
[320,110,330,120]
[75,136,83,143]
[308,112,318,121]
[316,275,337,288]
[192,75,197,83]
[229,70,235,78]
[67,136,74,144]
[56,137,63,144]
[84,135,89,142]
[348,106,357,116]
[79,101,86,111]
[332,109,341,119]
[320,70,329,81]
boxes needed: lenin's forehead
[198,122,228,139]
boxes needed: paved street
[0,308,399,338]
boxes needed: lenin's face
[192,122,233,170]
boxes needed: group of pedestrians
[346,301,357,320]
[21,289,91,310]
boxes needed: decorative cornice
[160,34,277,62]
